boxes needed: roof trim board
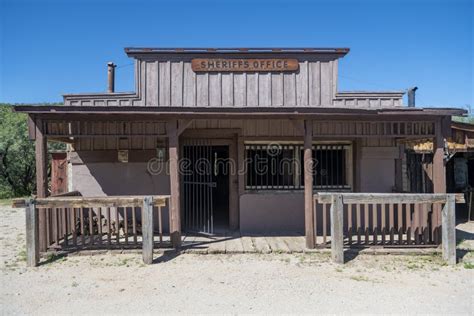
[13,105,467,117]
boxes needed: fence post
[25,199,39,267]
[330,194,344,264]
[142,196,154,264]
[442,194,456,265]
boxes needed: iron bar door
[182,140,215,234]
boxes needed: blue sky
[1,0,472,109]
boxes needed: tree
[0,104,36,198]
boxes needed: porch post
[35,118,48,252]
[433,117,448,194]
[433,117,449,243]
[168,121,181,249]
[304,120,315,248]
[35,118,48,198]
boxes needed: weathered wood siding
[44,119,435,151]
[64,54,358,107]
[138,58,338,107]
[333,92,404,107]
[63,51,405,108]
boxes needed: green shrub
[0,104,36,198]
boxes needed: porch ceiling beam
[47,137,75,144]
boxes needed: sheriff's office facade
[15,47,466,265]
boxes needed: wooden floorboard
[252,237,272,254]
[240,236,255,252]
[225,237,244,253]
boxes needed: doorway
[182,140,230,235]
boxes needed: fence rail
[312,193,464,264]
[14,195,170,267]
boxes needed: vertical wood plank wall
[142,58,339,107]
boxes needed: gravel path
[1,204,473,315]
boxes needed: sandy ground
[1,204,473,315]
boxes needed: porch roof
[13,105,467,119]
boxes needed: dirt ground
[1,204,473,315]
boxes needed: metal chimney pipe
[107,62,116,93]
[407,86,418,107]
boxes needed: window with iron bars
[245,143,352,191]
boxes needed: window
[245,144,300,190]
[306,144,352,190]
[245,142,352,191]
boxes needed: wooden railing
[312,193,464,264]
[13,195,170,267]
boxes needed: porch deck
[53,234,440,256]
[182,234,306,254]
[180,234,441,254]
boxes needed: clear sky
[1,0,472,109]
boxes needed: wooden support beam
[442,194,456,265]
[354,139,362,192]
[394,143,405,192]
[35,118,48,198]
[330,194,344,264]
[25,199,39,267]
[27,115,36,140]
[304,120,315,249]
[433,117,447,194]
[35,118,48,252]
[433,117,449,243]
[168,121,182,249]
[142,196,154,264]
[229,135,239,231]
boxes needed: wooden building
[15,48,466,260]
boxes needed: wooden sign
[192,58,299,72]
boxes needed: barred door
[182,140,216,234]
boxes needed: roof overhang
[13,106,467,120]
[125,47,350,57]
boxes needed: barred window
[305,144,352,190]
[245,143,352,191]
[245,144,298,190]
